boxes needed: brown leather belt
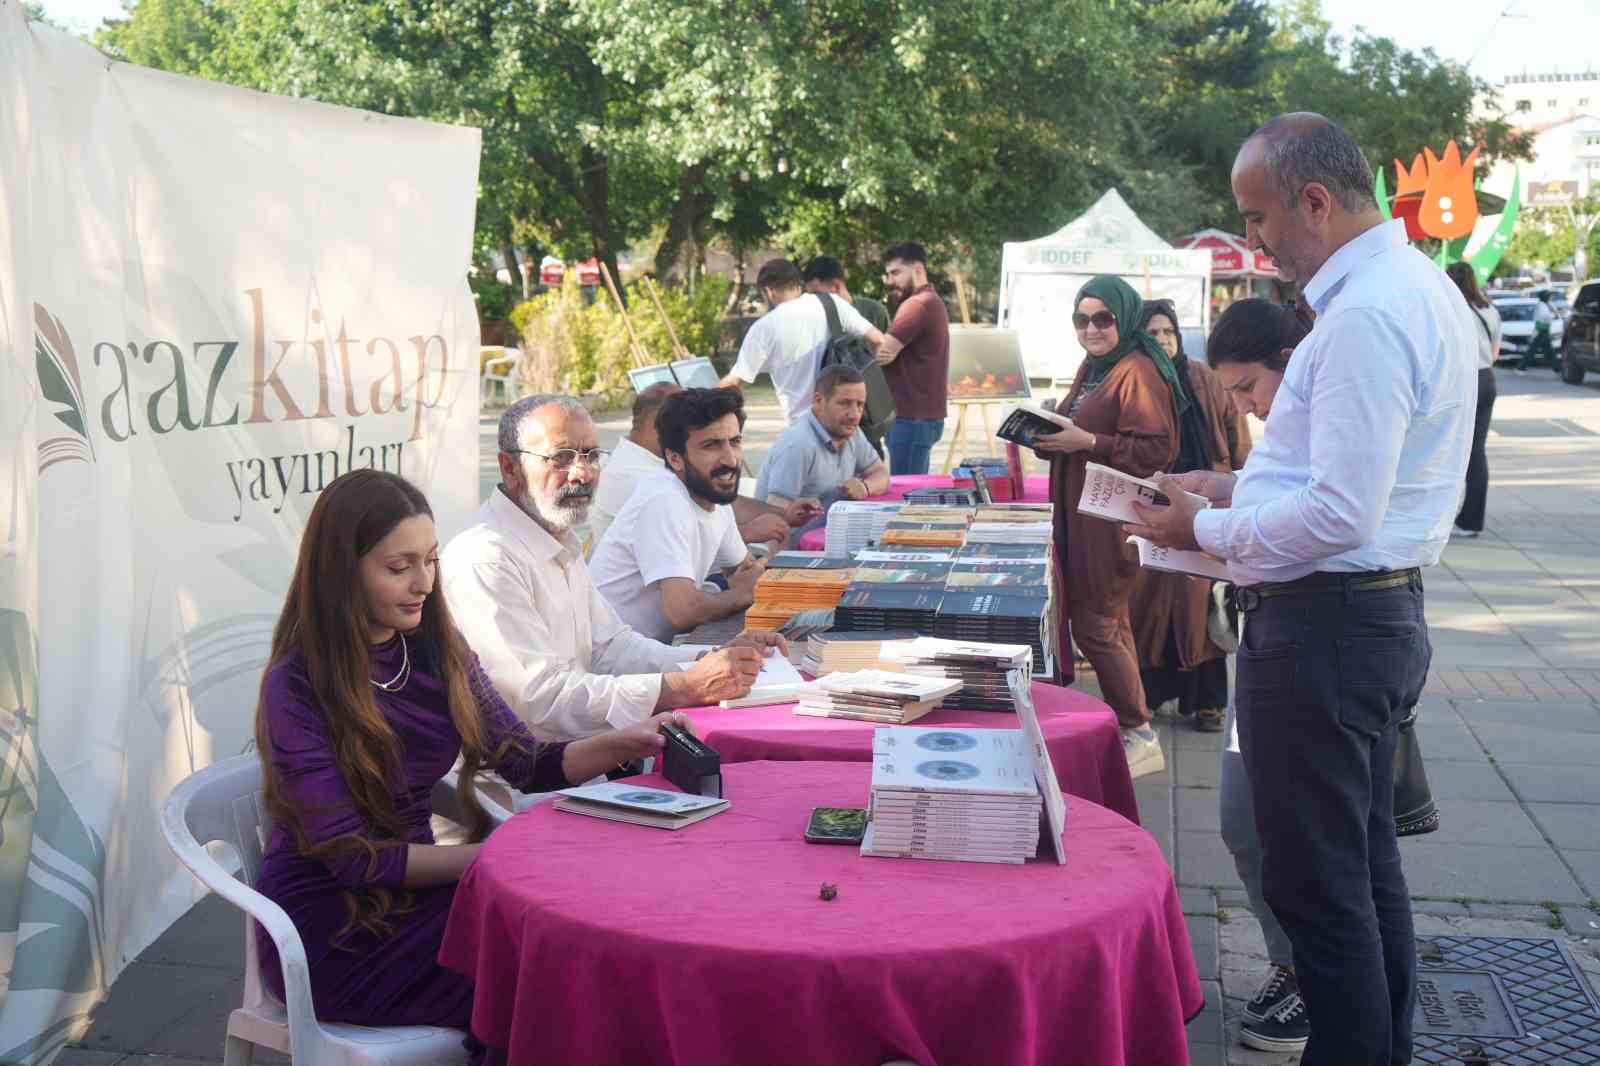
[1231,568,1420,613]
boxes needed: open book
[1127,534,1231,581]
[1078,462,1209,524]
[553,781,729,830]
[995,402,1073,449]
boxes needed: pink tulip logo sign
[34,303,97,472]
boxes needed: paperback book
[553,781,729,830]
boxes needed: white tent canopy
[997,189,1212,380]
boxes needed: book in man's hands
[995,402,1074,449]
[1127,535,1231,581]
[1077,462,1210,524]
[552,781,729,830]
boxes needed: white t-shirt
[589,470,748,643]
[1469,302,1502,370]
[729,292,872,422]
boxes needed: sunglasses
[1072,310,1117,331]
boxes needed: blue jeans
[1237,573,1429,1066]
[886,417,945,475]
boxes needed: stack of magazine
[552,781,729,830]
[934,590,1050,678]
[801,631,917,676]
[861,726,1042,863]
[879,636,1033,711]
[794,669,962,724]
[833,584,944,633]
[880,506,971,548]
[823,501,903,557]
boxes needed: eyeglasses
[1072,311,1117,331]
[511,448,610,470]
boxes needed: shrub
[509,272,734,399]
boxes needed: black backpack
[815,292,896,439]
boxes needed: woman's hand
[1032,424,1095,455]
[561,713,697,781]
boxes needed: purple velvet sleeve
[260,664,409,888]
[468,653,571,793]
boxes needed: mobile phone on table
[804,806,868,845]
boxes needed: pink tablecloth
[441,760,1203,1066]
[794,472,1051,550]
[681,679,1138,824]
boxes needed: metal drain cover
[1415,936,1600,1064]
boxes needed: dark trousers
[1236,573,1430,1066]
[1455,367,1496,532]
[1518,329,1554,370]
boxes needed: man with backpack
[719,258,888,428]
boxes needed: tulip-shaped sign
[1376,138,1519,282]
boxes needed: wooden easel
[598,261,653,369]
[940,400,1005,473]
[642,276,691,360]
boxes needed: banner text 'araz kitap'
[61,288,451,521]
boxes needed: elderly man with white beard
[441,394,780,742]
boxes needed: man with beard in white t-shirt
[591,387,771,643]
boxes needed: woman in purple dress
[253,469,686,1058]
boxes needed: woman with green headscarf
[1034,275,1181,780]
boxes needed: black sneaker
[1239,992,1310,1053]
[1242,964,1297,1023]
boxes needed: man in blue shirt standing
[1128,113,1476,1066]
[755,364,890,533]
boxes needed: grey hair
[497,393,590,454]
[1251,113,1377,213]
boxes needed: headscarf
[1138,298,1213,474]
[1074,276,1190,426]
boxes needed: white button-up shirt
[440,488,687,740]
[1193,219,1477,586]
[588,436,665,548]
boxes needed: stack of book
[879,636,1033,711]
[902,486,979,507]
[795,670,962,724]
[800,631,917,676]
[833,584,944,633]
[823,501,903,558]
[965,516,1052,546]
[880,505,971,548]
[767,551,854,570]
[934,590,1051,678]
[861,726,1043,864]
[746,566,854,630]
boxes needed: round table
[794,473,1053,550]
[681,680,1139,824]
[440,761,1203,1066]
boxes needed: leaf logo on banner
[33,303,96,471]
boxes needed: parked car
[1561,281,1600,384]
[1491,295,1565,364]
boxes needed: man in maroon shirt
[875,242,951,474]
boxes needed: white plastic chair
[160,753,473,1066]
[480,349,521,408]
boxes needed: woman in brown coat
[1128,300,1252,733]
[1035,276,1180,780]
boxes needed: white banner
[998,247,1213,380]
[0,6,483,1061]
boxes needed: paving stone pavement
[62,369,1600,1064]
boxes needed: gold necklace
[372,635,411,692]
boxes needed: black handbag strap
[815,292,844,366]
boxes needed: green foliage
[469,270,519,323]
[509,273,732,398]
[1498,196,1600,278]
[93,0,1535,295]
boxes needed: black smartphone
[804,806,868,845]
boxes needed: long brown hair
[255,469,500,940]
[1446,262,1490,309]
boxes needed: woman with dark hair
[1446,261,1500,538]
[1033,275,1180,779]
[1202,297,1314,1055]
[254,469,686,1061]
[1127,300,1252,732]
